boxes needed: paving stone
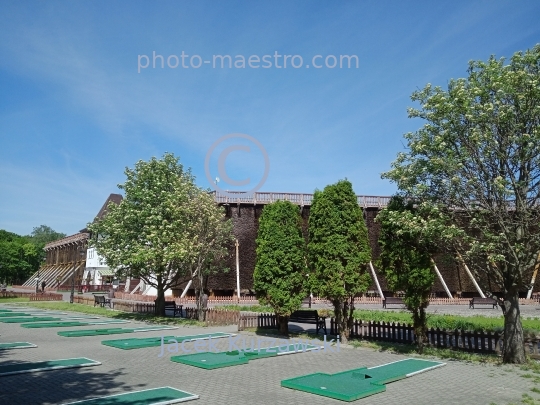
[0,303,538,404]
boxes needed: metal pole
[236,239,241,300]
[69,273,75,304]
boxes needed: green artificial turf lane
[64,387,199,404]
[58,326,177,337]
[1,317,63,323]
[0,342,37,350]
[172,350,250,369]
[281,358,445,402]
[102,332,233,350]
[21,320,130,328]
[0,311,67,317]
[0,357,101,377]
[171,343,321,370]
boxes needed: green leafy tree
[254,201,307,335]
[88,153,233,316]
[27,225,66,264]
[382,45,540,363]
[308,180,372,343]
[376,196,437,353]
[0,230,42,284]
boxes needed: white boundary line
[0,357,101,377]
[133,326,179,332]
[63,386,199,404]
[405,362,446,377]
[0,342,37,350]
[181,332,236,340]
[85,320,131,324]
[276,345,324,356]
[367,358,444,370]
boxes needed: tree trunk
[412,306,427,354]
[278,315,289,336]
[333,299,350,344]
[502,289,526,363]
[155,283,166,317]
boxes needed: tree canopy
[88,153,233,315]
[0,225,65,285]
[382,44,540,363]
[308,180,371,343]
[253,200,307,335]
[376,196,437,353]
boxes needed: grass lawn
[352,309,540,334]
[0,297,31,303]
[2,301,204,326]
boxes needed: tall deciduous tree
[0,229,55,284]
[254,201,307,335]
[376,196,438,353]
[308,180,372,343]
[382,45,540,363]
[88,153,233,316]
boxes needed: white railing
[214,191,390,208]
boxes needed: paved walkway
[0,303,538,405]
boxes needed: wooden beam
[430,258,453,299]
[456,252,485,298]
[526,253,540,299]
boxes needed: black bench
[288,310,327,335]
[163,301,183,317]
[469,297,497,309]
[382,297,405,309]
[94,295,111,308]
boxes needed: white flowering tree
[382,45,540,363]
[88,153,233,316]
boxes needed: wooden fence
[113,301,156,314]
[237,313,277,331]
[113,292,156,302]
[330,319,505,355]
[184,308,241,326]
[72,296,96,306]
[29,293,63,301]
[0,291,62,301]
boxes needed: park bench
[94,295,111,308]
[469,297,497,309]
[382,297,405,309]
[162,301,183,317]
[289,310,327,335]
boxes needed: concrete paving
[0,303,538,405]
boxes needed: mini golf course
[0,342,37,350]
[171,343,322,370]
[64,387,199,404]
[0,312,68,317]
[58,325,178,337]
[0,357,101,377]
[101,332,235,350]
[281,358,445,401]
[1,316,99,323]
[21,320,131,328]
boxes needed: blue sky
[1,1,539,236]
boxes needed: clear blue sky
[1,1,539,236]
